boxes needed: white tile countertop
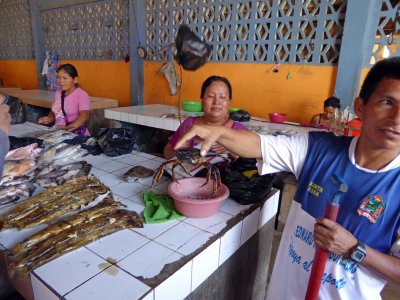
[1,122,280,300]
[104,104,326,134]
[4,89,118,110]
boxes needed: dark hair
[324,96,341,109]
[360,56,400,103]
[200,75,232,99]
[57,63,78,79]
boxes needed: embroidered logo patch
[357,195,385,223]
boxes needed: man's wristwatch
[350,241,367,263]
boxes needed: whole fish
[36,146,57,166]
[5,143,41,160]
[0,183,36,207]
[3,160,36,177]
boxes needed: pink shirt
[52,87,90,126]
[168,117,247,148]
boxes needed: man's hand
[313,217,358,256]
[0,104,11,135]
[175,124,223,156]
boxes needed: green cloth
[143,191,183,224]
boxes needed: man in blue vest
[175,57,400,299]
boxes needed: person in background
[163,75,247,160]
[0,103,11,177]
[310,96,341,127]
[174,57,400,299]
[38,63,90,136]
[0,92,9,105]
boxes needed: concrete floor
[269,230,400,299]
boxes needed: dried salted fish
[0,176,101,229]
[8,206,143,278]
[13,184,109,229]
[8,197,125,259]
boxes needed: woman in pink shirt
[164,75,247,159]
[38,64,90,136]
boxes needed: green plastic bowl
[229,107,240,113]
[182,101,203,112]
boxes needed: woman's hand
[38,112,55,125]
[65,110,90,132]
[0,104,10,135]
[38,116,50,125]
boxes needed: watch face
[351,245,366,263]
[353,251,365,260]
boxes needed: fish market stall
[1,122,279,300]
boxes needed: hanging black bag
[221,158,276,205]
[5,96,26,124]
[97,128,136,157]
[175,25,212,71]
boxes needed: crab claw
[200,162,221,193]
[151,160,192,187]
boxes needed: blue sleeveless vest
[295,132,400,253]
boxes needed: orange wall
[63,60,131,107]
[144,62,337,123]
[1,59,338,123]
[0,60,131,107]
[0,60,38,89]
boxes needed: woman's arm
[65,110,89,131]
[163,143,176,159]
[310,114,319,125]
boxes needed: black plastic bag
[229,109,251,122]
[97,128,136,157]
[221,158,276,205]
[175,25,212,71]
[6,96,26,124]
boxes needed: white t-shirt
[257,133,400,300]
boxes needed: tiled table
[104,104,326,134]
[5,89,118,110]
[1,123,280,300]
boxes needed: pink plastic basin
[168,177,229,218]
[269,112,287,123]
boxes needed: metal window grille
[145,0,347,65]
[369,0,400,65]
[41,0,129,60]
[0,0,34,59]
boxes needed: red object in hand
[304,203,340,300]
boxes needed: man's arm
[174,124,262,158]
[0,104,11,178]
[314,217,400,282]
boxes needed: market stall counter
[103,104,327,134]
[3,89,119,136]
[0,122,279,300]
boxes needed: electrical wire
[177,64,183,124]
